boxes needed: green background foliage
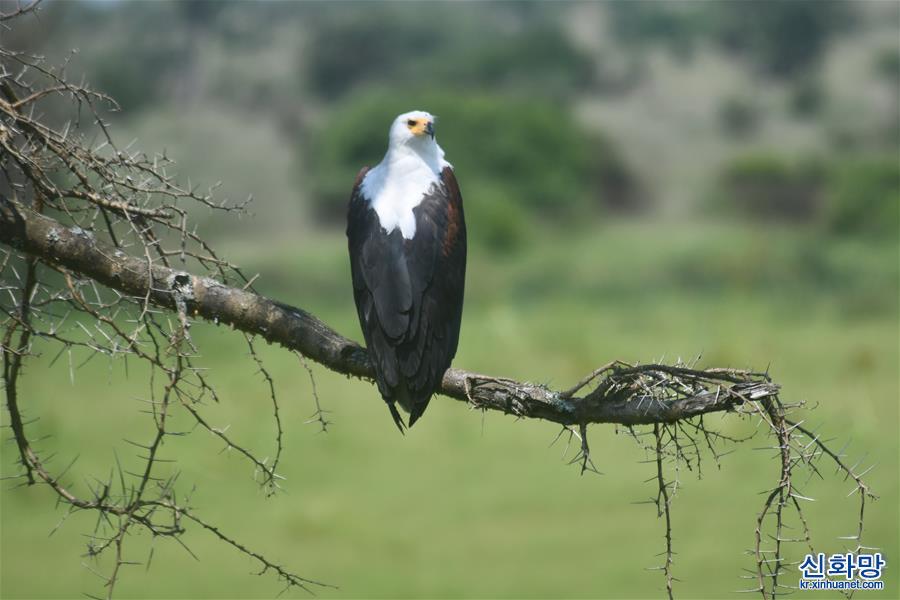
[308,90,612,250]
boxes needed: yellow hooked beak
[408,118,435,139]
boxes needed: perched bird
[347,111,467,431]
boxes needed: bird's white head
[363,110,450,236]
[382,110,447,173]
[388,110,437,148]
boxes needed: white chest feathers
[361,150,447,239]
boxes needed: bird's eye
[407,119,417,127]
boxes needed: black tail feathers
[384,393,432,432]
[406,399,430,428]
[386,401,406,434]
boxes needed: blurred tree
[824,158,900,238]
[788,77,826,119]
[178,0,226,26]
[711,1,853,78]
[170,0,227,104]
[304,3,592,101]
[718,154,825,222]
[591,131,644,214]
[721,154,900,236]
[430,26,594,97]
[718,95,761,138]
[606,1,856,79]
[304,6,453,100]
[874,46,900,85]
[83,3,191,112]
[607,2,706,60]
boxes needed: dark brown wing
[403,166,466,426]
[346,166,466,429]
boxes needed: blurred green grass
[1,221,897,599]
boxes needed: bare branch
[0,197,781,427]
[0,0,40,22]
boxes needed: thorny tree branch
[0,14,877,599]
[0,199,784,427]
[653,423,675,600]
[0,0,39,23]
[0,35,325,598]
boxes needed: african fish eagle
[347,111,466,431]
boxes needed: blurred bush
[788,77,827,119]
[718,154,825,222]
[428,26,594,97]
[874,46,900,84]
[711,1,853,78]
[605,2,853,80]
[305,8,447,100]
[716,153,899,239]
[718,96,762,138]
[824,158,900,238]
[607,2,704,59]
[305,4,593,101]
[306,90,637,251]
